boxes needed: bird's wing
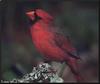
[53,32,80,59]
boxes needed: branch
[1,63,64,83]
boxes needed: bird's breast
[31,28,52,51]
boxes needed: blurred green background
[0,0,99,82]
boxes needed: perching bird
[26,9,82,82]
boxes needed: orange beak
[26,11,35,20]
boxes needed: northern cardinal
[26,9,82,82]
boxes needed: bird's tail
[65,57,84,82]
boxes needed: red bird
[26,9,82,82]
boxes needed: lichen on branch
[1,63,64,83]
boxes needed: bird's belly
[32,31,65,61]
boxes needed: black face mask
[28,10,42,26]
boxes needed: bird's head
[26,9,53,23]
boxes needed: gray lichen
[1,63,64,83]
